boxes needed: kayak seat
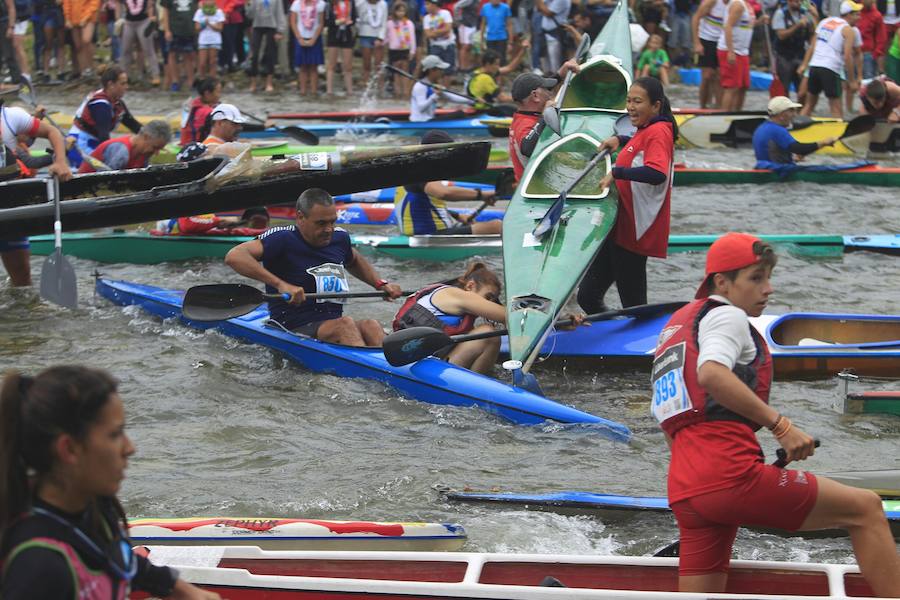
[798,337,835,346]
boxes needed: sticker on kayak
[291,152,329,170]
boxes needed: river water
[1,82,899,567]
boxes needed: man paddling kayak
[409,55,473,122]
[393,262,505,374]
[751,96,837,169]
[77,120,171,173]
[858,76,900,121]
[651,232,900,596]
[394,130,502,236]
[225,188,403,346]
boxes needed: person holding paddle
[771,0,816,101]
[0,365,220,599]
[393,262,505,374]
[200,103,247,150]
[77,120,171,173]
[577,77,677,314]
[225,188,403,346]
[409,55,473,122]
[752,96,837,168]
[651,233,900,596]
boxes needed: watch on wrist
[475,188,483,201]
[375,278,389,289]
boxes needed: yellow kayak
[48,111,182,134]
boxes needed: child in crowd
[290,0,326,95]
[325,0,357,95]
[638,33,670,84]
[194,0,225,77]
[423,0,456,86]
[356,0,387,88]
[386,0,416,98]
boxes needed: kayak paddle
[242,111,320,146]
[382,301,687,367]
[763,23,786,98]
[182,283,412,321]
[790,114,876,139]
[543,34,591,136]
[382,64,515,117]
[39,176,78,309]
[651,440,821,558]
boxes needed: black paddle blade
[495,168,516,198]
[841,114,877,139]
[182,283,267,321]
[485,104,517,118]
[39,250,78,309]
[281,126,320,146]
[382,326,453,366]
[652,541,680,558]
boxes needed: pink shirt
[386,17,416,52]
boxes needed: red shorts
[670,463,818,576]
[717,50,750,89]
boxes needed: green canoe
[501,0,631,372]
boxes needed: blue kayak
[844,234,900,255]
[95,278,631,438]
[244,117,495,139]
[443,489,900,537]
[333,181,495,204]
[334,203,504,226]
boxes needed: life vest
[180,97,215,146]
[392,283,477,335]
[393,185,455,235]
[774,5,813,60]
[78,135,148,173]
[73,89,128,139]
[650,298,772,438]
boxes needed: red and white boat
[136,547,879,599]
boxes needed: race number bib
[650,342,693,424]
[306,263,350,304]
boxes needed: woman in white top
[716,0,754,111]
[356,0,387,89]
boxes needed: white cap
[210,103,247,124]
[421,55,450,71]
[840,0,862,14]
[767,96,803,115]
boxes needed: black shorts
[698,38,719,69]
[388,48,411,63]
[807,66,842,99]
[293,319,327,338]
[326,26,355,48]
[170,35,197,53]
[437,224,473,235]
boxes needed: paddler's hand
[557,58,580,79]
[599,171,614,193]
[598,135,621,153]
[819,136,838,147]
[558,312,590,330]
[693,40,703,55]
[278,282,306,304]
[380,282,403,300]
[481,189,497,206]
[727,50,736,65]
[34,105,47,120]
[775,421,816,464]
[49,160,72,182]
[170,579,224,599]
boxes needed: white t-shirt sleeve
[1,107,40,151]
[696,304,757,372]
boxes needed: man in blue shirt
[225,188,403,346]
[752,96,837,169]
[480,0,513,62]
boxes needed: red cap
[695,232,763,299]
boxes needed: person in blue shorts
[225,188,403,346]
[751,96,837,169]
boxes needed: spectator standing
[638,32,671,83]
[669,0,697,65]
[103,0,121,62]
[195,0,225,76]
[356,0,387,89]
[62,0,100,76]
[480,0,512,63]
[858,0,886,77]
[692,0,727,107]
[246,0,286,92]
[454,0,478,71]
[219,0,246,71]
[162,0,199,91]
[878,0,899,49]
[717,0,755,110]
[423,0,455,84]
[772,0,815,101]
[118,0,161,85]
[639,0,669,37]
[535,0,570,72]
[888,25,900,80]
[386,0,415,98]
[325,0,357,94]
[0,0,25,86]
[290,0,325,95]
[799,0,861,117]
[12,0,30,80]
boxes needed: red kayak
[269,108,482,121]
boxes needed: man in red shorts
[716,0,755,111]
[651,232,900,595]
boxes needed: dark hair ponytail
[632,76,679,141]
[0,366,119,545]
[455,261,502,293]
[194,76,220,97]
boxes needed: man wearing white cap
[799,0,863,118]
[409,55,473,122]
[752,96,837,168]
[202,103,248,148]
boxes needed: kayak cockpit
[767,313,900,350]
[521,133,611,199]
[560,55,630,114]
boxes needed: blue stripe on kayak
[244,118,492,139]
[131,535,464,541]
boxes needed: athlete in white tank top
[717,0,754,55]
[698,0,727,42]
[809,16,850,73]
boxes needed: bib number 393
[306,263,350,304]
[650,342,693,424]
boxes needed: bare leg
[316,316,366,346]
[358,318,385,346]
[471,220,503,235]
[1,249,32,286]
[326,46,337,94]
[829,96,844,119]
[446,325,500,374]
[801,92,818,116]
[342,47,353,93]
[679,573,728,593]
[699,67,714,108]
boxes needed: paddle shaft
[49,176,61,249]
[277,290,415,301]
[383,64,482,106]
[243,111,319,145]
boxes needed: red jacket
[858,5,887,58]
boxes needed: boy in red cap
[651,232,900,595]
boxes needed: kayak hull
[95,278,631,437]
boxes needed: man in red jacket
[78,120,171,173]
[858,0,887,77]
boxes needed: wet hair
[631,76,679,140]
[241,206,270,221]
[140,119,172,143]
[0,366,124,544]
[867,78,887,103]
[454,262,502,296]
[101,65,126,88]
[421,129,454,145]
[194,76,221,97]
[705,241,778,294]
[296,188,335,216]
[481,50,501,66]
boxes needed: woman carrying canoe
[577,76,676,314]
[0,365,220,599]
[651,233,900,596]
[179,77,221,147]
[393,262,504,374]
